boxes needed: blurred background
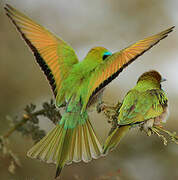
[0,0,178,179]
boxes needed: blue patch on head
[104,51,112,56]
[103,51,112,60]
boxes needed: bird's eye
[102,51,112,60]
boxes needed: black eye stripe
[102,54,110,60]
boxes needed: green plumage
[28,97,102,177]
[27,47,110,177]
[56,47,109,107]
[103,70,168,154]
[5,4,173,178]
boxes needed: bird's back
[118,88,167,126]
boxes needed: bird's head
[84,47,112,64]
[137,70,166,87]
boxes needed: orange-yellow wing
[82,26,174,111]
[5,4,79,96]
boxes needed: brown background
[0,0,178,179]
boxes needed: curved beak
[161,77,167,82]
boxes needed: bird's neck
[134,80,160,91]
[72,56,99,76]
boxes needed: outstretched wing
[82,26,174,111]
[5,4,79,96]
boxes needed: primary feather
[81,27,174,111]
[5,4,79,97]
[5,3,173,178]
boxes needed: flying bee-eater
[4,4,173,178]
[103,70,169,154]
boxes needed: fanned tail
[66,119,102,164]
[103,125,130,155]
[27,115,102,178]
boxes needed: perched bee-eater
[5,4,173,178]
[103,70,169,154]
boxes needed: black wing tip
[4,4,14,17]
[4,4,57,97]
[164,26,175,35]
[167,26,175,31]
[4,6,10,14]
[4,4,13,11]
[169,26,175,31]
[4,3,9,8]
[160,26,175,39]
[55,166,62,179]
[5,3,10,7]
[91,26,175,98]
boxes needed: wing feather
[82,26,174,111]
[118,89,168,125]
[5,4,79,96]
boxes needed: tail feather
[43,127,63,163]
[44,128,61,162]
[103,125,131,155]
[67,128,77,164]
[27,117,102,178]
[83,124,92,162]
[57,129,73,168]
[53,129,66,165]
[76,125,82,162]
[27,125,58,161]
[67,119,102,163]
[87,120,101,158]
[55,166,62,179]
[27,125,63,163]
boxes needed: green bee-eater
[5,4,173,178]
[103,70,168,154]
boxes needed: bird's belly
[154,106,169,125]
[142,106,169,130]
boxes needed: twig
[0,100,62,174]
[151,127,168,145]
[153,126,178,145]
[2,110,46,139]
